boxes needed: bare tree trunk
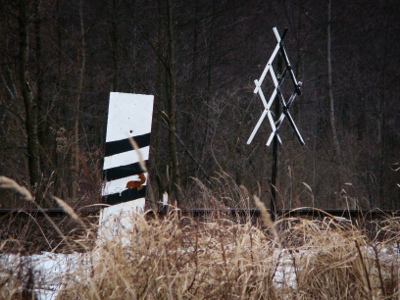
[327,0,342,208]
[327,0,341,163]
[191,0,199,88]
[200,1,215,174]
[377,16,390,209]
[72,0,86,201]
[109,0,120,92]
[34,0,50,205]
[166,0,182,205]
[153,0,165,204]
[34,0,45,173]
[18,0,42,190]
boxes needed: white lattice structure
[247,27,305,147]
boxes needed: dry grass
[0,176,400,299]
[57,211,400,299]
[58,213,282,299]
[1,215,399,300]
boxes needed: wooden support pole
[270,53,284,218]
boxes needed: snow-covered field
[1,252,84,299]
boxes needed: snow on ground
[1,240,302,299]
[1,252,85,300]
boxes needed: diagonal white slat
[254,43,281,94]
[267,108,282,145]
[247,109,268,144]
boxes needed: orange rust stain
[126,173,146,190]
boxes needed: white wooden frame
[247,27,305,146]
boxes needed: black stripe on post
[105,133,151,157]
[103,187,147,205]
[102,161,148,181]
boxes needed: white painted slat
[273,27,281,42]
[266,109,282,145]
[269,66,279,88]
[99,198,146,230]
[254,42,281,94]
[266,115,284,146]
[247,109,268,144]
[103,146,149,171]
[265,88,277,111]
[254,80,268,108]
[105,93,154,143]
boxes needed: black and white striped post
[100,92,154,224]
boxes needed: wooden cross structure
[247,27,305,146]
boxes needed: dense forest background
[0,0,399,210]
